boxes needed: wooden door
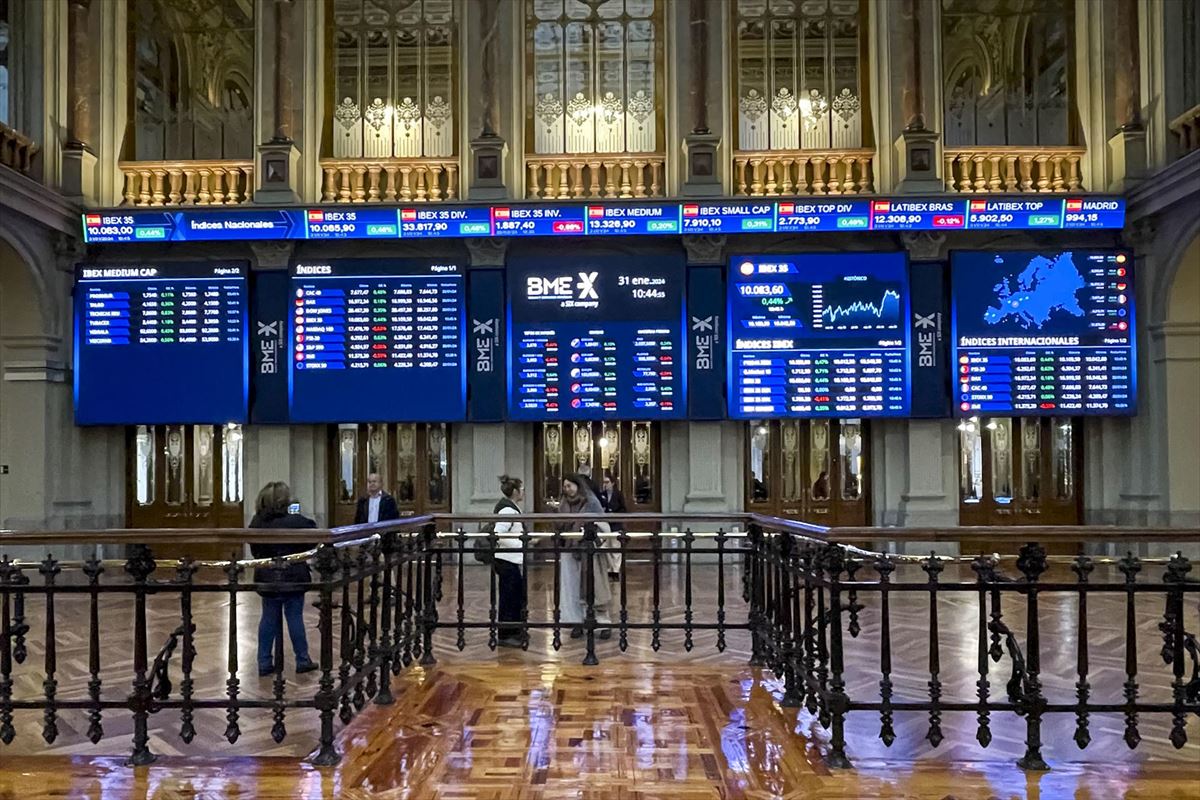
[328,423,452,527]
[534,421,661,515]
[126,424,245,558]
[744,419,870,527]
[958,417,1083,537]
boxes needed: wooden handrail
[2,513,1196,546]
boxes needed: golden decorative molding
[732,148,875,196]
[942,146,1085,193]
[118,160,255,206]
[1168,103,1200,155]
[319,158,459,203]
[524,155,666,199]
[0,121,40,178]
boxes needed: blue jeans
[258,592,311,671]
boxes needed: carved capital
[53,231,86,271]
[900,230,946,262]
[465,237,508,268]
[1126,216,1157,251]
[250,241,294,270]
[682,235,726,266]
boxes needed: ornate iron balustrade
[732,148,875,196]
[747,522,1200,770]
[118,161,256,206]
[942,146,1085,193]
[0,517,1196,771]
[318,157,460,203]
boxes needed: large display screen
[74,261,248,425]
[288,259,466,422]
[952,250,1135,416]
[507,253,686,420]
[727,253,911,418]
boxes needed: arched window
[330,0,456,159]
[940,0,1073,147]
[526,0,662,156]
[130,0,255,161]
[733,0,864,152]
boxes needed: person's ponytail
[498,474,524,498]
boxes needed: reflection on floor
[0,563,1197,798]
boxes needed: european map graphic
[983,252,1086,329]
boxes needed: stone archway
[0,233,51,527]
[1160,233,1200,525]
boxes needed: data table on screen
[951,250,1135,416]
[727,253,911,418]
[507,255,686,420]
[74,262,248,425]
[287,260,466,422]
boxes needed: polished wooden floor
[1,562,1198,799]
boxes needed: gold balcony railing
[942,147,1085,193]
[525,155,666,199]
[319,158,459,203]
[119,160,255,206]
[732,149,875,197]
[0,121,39,178]
[1169,103,1200,155]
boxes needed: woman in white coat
[557,473,614,639]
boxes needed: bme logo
[527,271,599,301]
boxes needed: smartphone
[287,502,301,514]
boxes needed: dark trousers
[258,592,310,670]
[494,560,525,639]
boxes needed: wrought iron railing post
[747,522,765,667]
[83,555,106,744]
[0,557,14,745]
[39,555,61,744]
[311,543,342,767]
[971,555,996,749]
[375,531,397,705]
[823,544,851,769]
[582,521,599,667]
[875,554,896,747]
[1016,543,1049,771]
[125,545,157,766]
[1164,553,1192,749]
[778,531,801,708]
[922,553,945,749]
[1118,552,1143,751]
[419,523,438,666]
[1070,555,1094,749]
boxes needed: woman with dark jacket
[249,481,318,677]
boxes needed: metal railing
[0,515,1196,770]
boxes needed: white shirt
[493,505,524,565]
[368,494,381,523]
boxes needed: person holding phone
[249,482,318,676]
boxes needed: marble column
[1109,0,1146,189]
[682,0,720,195]
[470,0,508,198]
[256,0,301,203]
[895,0,941,193]
[63,0,97,200]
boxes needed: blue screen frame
[949,249,1137,417]
[73,261,250,425]
[726,252,913,419]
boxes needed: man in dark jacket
[250,481,319,677]
[354,472,401,524]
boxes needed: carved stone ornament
[250,241,295,269]
[682,235,726,266]
[53,232,87,271]
[900,231,947,262]
[364,98,388,132]
[334,97,360,131]
[802,88,828,131]
[465,237,508,268]
[536,92,563,127]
